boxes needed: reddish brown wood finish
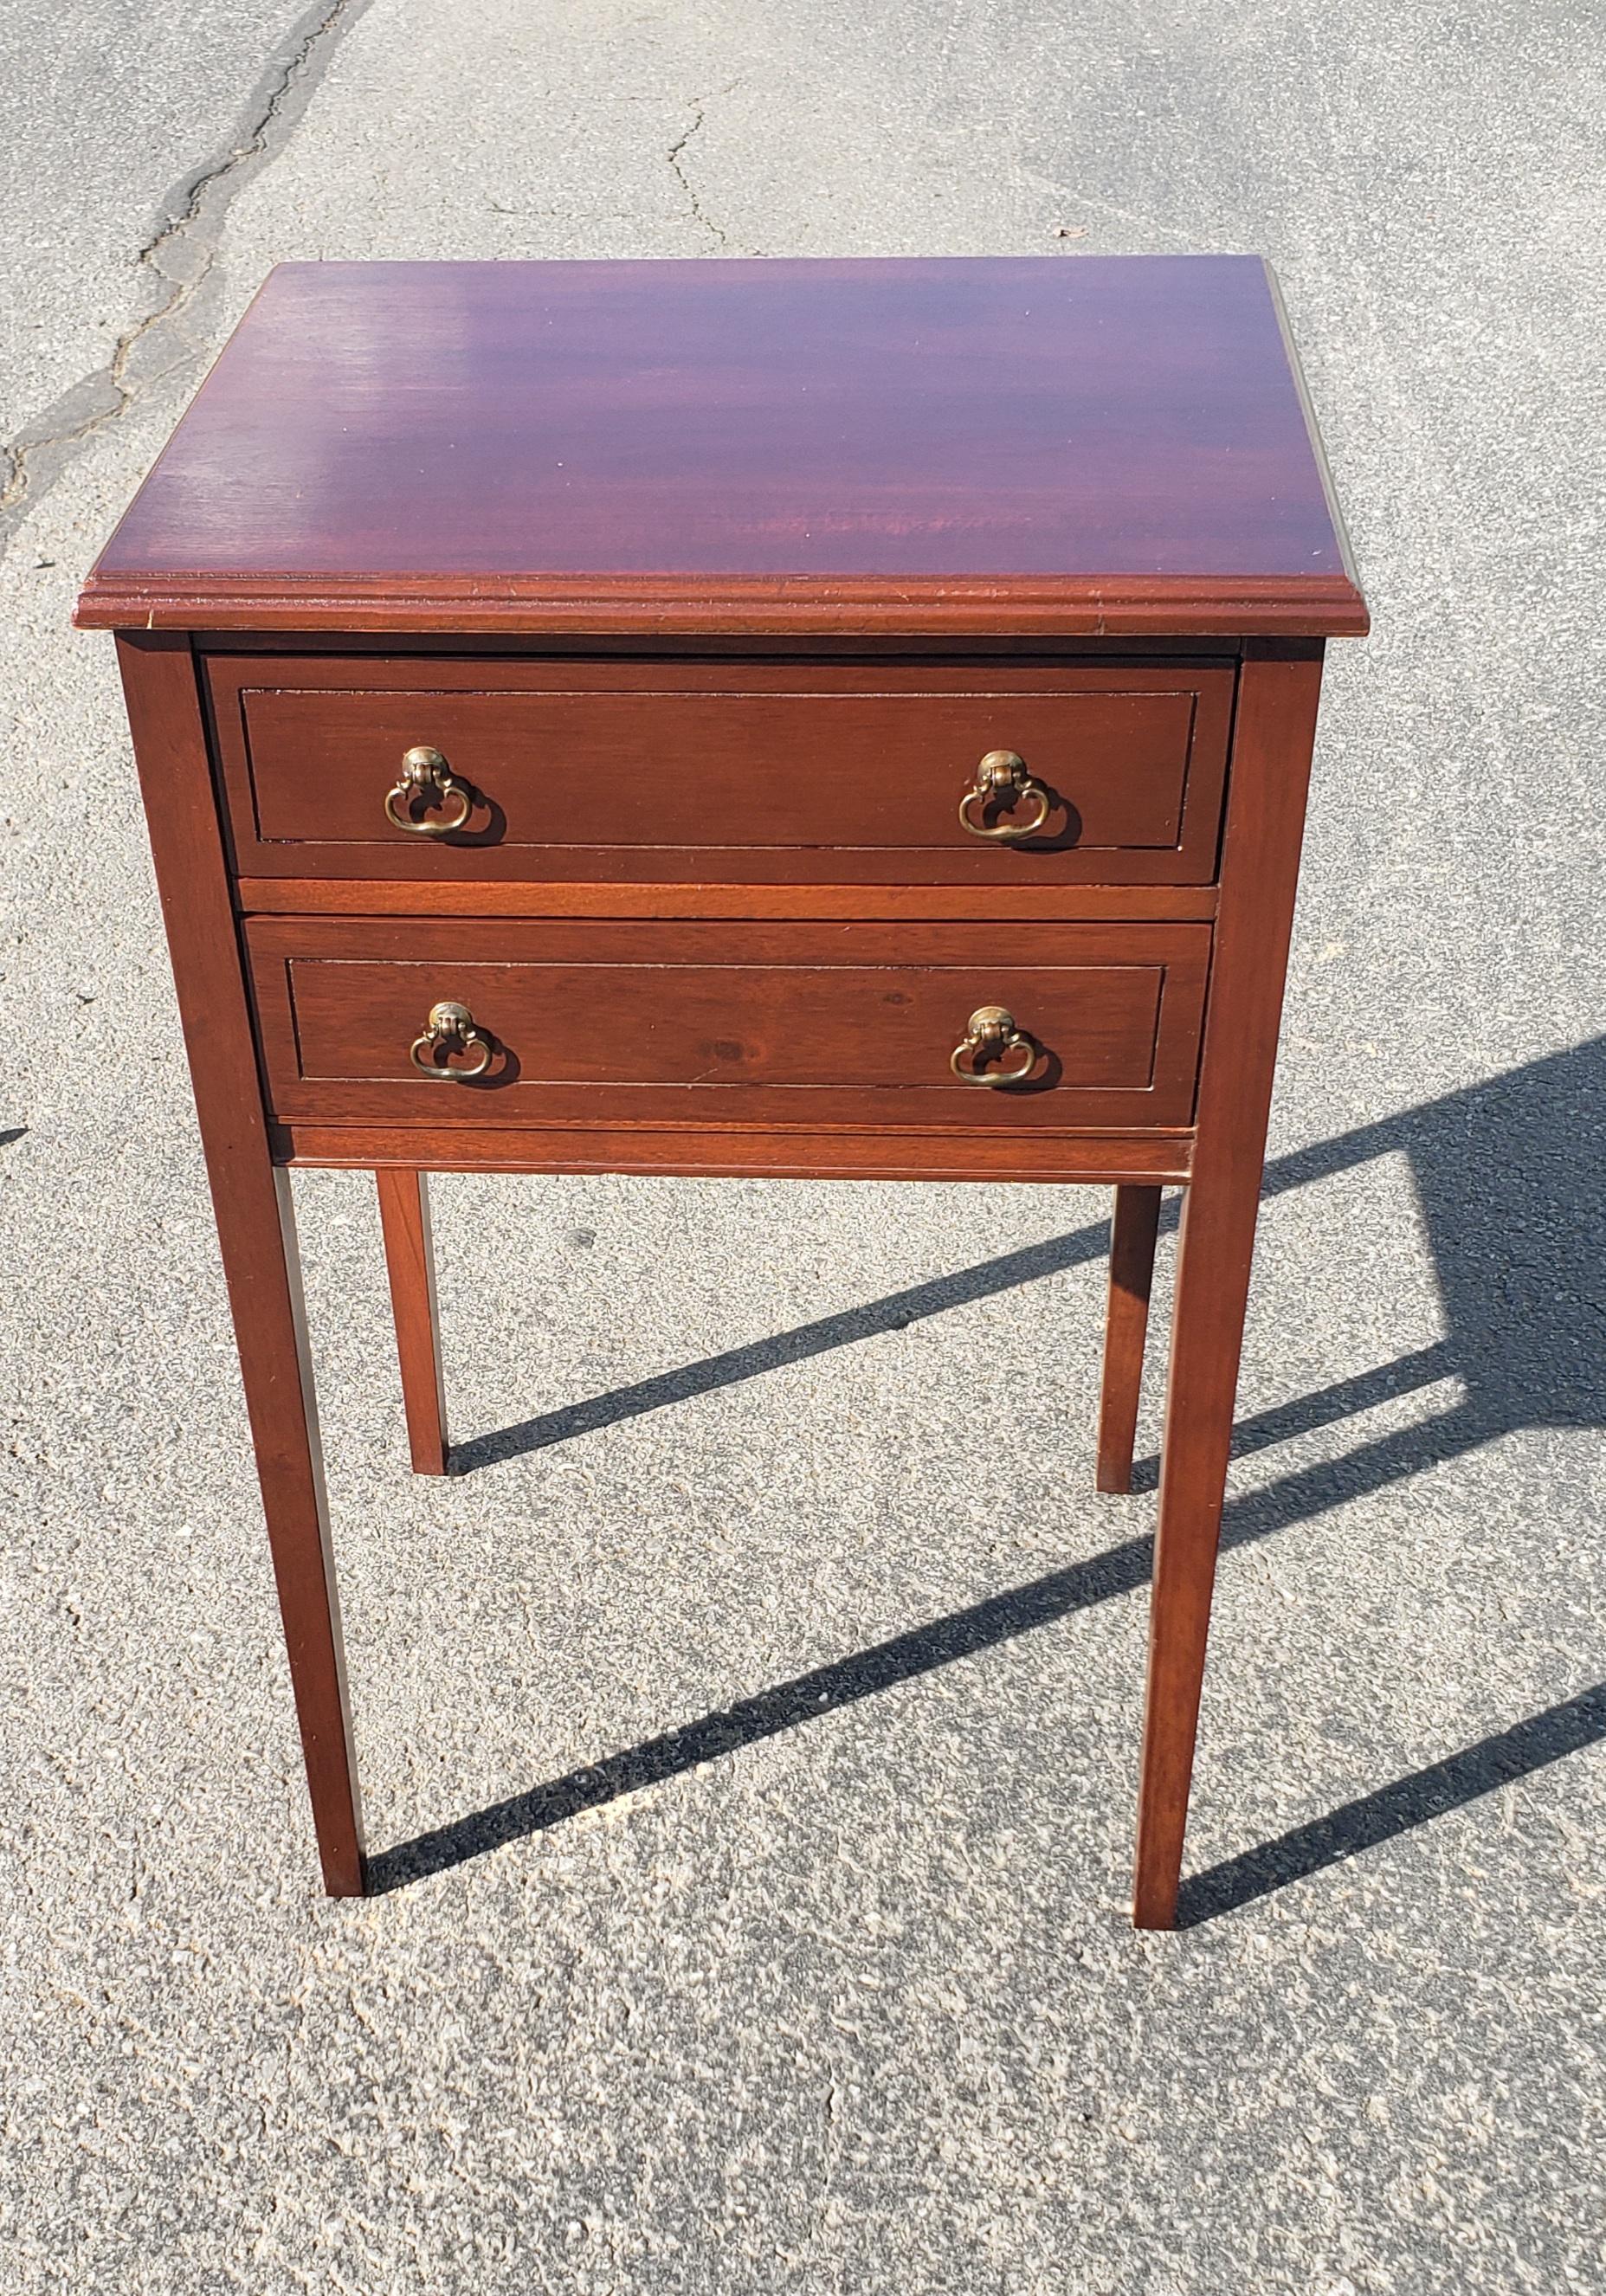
[281,1125,1196,1186]
[204,655,1232,887]
[375,1169,448,1475]
[242,917,1210,1131]
[1096,1184,1163,1494]
[84,259,1365,1919]
[114,633,364,1895]
[75,259,1365,640]
[1132,642,1326,1929]
[234,879,1221,922]
[201,632,1242,660]
[80,573,1366,641]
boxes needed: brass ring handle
[384,745,473,837]
[410,999,493,1080]
[950,1004,1039,1087]
[958,749,1052,842]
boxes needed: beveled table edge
[73,572,1371,638]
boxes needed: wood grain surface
[233,879,1221,923]
[244,916,1209,1130]
[207,655,1232,886]
[82,253,1368,1920]
[278,1123,1196,1186]
[1133,641,1328,1928]
[375,1169,449,1476]
[75,258,1367,637]
[114,633,365,1896]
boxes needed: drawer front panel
[247,919,1208,1129]
[209,658,1232,885]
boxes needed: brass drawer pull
[950,1004,1039,1086]
[958,749,1051,842]
[410,999,493,1080]
[384,745,473,836]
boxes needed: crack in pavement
[667,89,739,250]
[0,0,374,558]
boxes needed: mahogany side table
[77,256,1367,1927]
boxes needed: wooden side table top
[79,255,1368,1929]
[76,254,1364,638]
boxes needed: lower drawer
[244,918,1209,1129]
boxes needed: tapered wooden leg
[214,1166,367,1897]
[115,631,365,1898]
[376,1169,449,1475]
[1132,1160,1263,1927]
[1097,1184,1162,1493]
[1130,642,1327,1930]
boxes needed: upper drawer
[204,656,1233,886]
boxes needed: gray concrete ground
[2,1,1603,2288]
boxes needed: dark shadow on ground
[1177,1682,1606,1925]
[448,1227,1110,1471]
[371,1037,1603,1913]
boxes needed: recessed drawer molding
[207,657,1233,887]
[245,917,1210,1130]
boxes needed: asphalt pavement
[1,2,1603,2290]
